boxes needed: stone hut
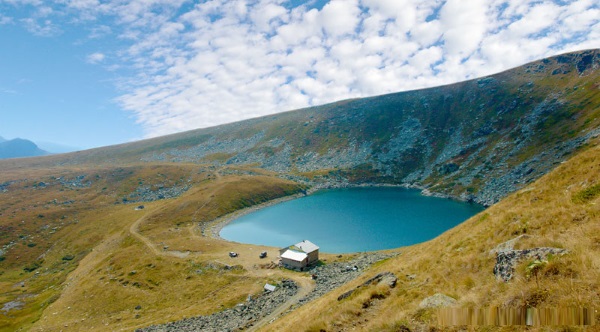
[279,240,319,270]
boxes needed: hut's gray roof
[281,249,307,262]
[294,240,319,253]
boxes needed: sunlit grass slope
[264,138,600,332]
[0,49,599,331]
[0,164,306,331]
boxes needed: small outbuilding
[264,283,277,292]
[279,240,319,270]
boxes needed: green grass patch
[572,183,600,203]
[201,152,235,163]
[23,261,42,272]
[61,254,75,261]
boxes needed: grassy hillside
[0,163,308,331]
[3,50,599,207]
[264,137,600,332]
[0,49,599,331]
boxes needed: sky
[0,0,598,151]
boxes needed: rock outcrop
[139,253,396,331]
[493,247,568,282]
[419,293,457,308]
[130,50,600,207]
[337,271,398,301]
[139,279,298,332]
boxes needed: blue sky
[0,0,598,151]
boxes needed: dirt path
[130,168,223,258]
[129,210,161,255]
[247,276,315,332]
[127,168,319,330]
[57,230,124,299]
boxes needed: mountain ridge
[10,49,599,206]
[0,137,48,159]
[0,49,599,331]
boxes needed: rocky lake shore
[138,252,397,332]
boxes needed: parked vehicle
[259,251,267,258]
[229,252,238,257]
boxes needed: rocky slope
[1,49,599,332]
[36,49,600,206]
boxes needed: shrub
[526,259,547,287]
[572,184,600,203]
[305,322,328,332]
[412,308,434,323]
[525,288,549,307]
[24,261,42,272]
[382,321,412,332]
[462,276,475,289]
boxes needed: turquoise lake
[220,187,485,253]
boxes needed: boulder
[419,293,457,308]
[493,247,568,282]
[338,271,397,301]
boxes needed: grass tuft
[572,183,600,203]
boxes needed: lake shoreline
[206,182,483,245]
[205,183,407,241]
[205,191,307,240]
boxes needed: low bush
[572,183,600,203]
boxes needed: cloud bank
[3,0,600,138]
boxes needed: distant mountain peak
[0,138,48,159]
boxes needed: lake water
[220,187,484,253]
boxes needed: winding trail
[129,168,223,258]
[129,205,193,258]
[127,168,320,331]
[129,210,161,255]
[247,276,315,332]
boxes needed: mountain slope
[0,49,599,331]
[5,49,599,206]
[0,138,48,159]
[264,135,600,332]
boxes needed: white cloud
[0,15,13,25]
[4,0,599,139]
[86,52,105,64]
[88,25,111,39]
[1,88,18,94]
[439,0,489,58]
[20,17,61,36]
[249,1,288,32]
[319,0,361,38]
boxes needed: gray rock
[337,271,397,301]
[419,293,457,308]
[138,253,398,331]
[489,235,531,256]
[125,183,190,203]
[362,271,397,288]
[138,279,298,332]
[493,247,568,282]
[1,301,24,313]
[301,253,398,304]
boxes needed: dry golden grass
[2,140,599,331]
[263,140,600,331]
[0,163,308,331]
